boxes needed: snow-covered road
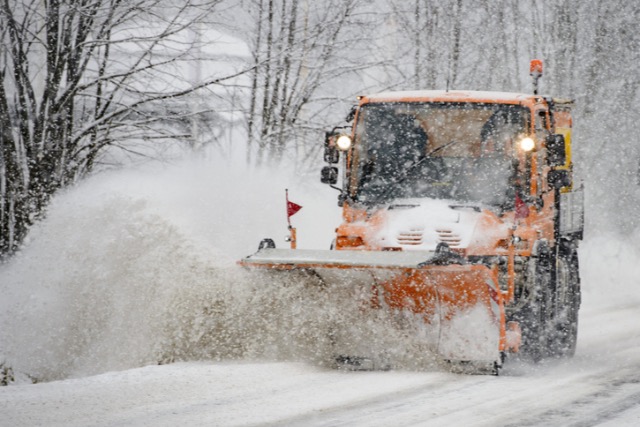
[3,234,640,427]
[2,316,640,427]
[2,162,640,426]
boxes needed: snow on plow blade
[239,248,505,367]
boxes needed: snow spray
[0,157,438,382]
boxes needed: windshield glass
[351,102,528,207]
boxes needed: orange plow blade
[239,248,508,370]
[380,265,505,364]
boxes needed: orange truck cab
[320,89,583,363]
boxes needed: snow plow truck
[240,60,584,374]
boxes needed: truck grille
[397,229,424,245]
[436,229,461,247]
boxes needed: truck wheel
[549,245,580,357]
[518,244,553,362]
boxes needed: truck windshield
[351,102,528,207]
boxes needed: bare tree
[3,0,640,254]
[244,0,363,165]
[0,0,251,256]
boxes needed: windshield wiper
[368,139,461,206]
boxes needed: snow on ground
[1,157,640,426]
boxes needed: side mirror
[546,134,566,167]
[324,132,339,164]
[321,166,338,185]
[548,169,571,189]
[337,192,347,207]
[346,106,357,122]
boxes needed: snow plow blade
[239,248,507,368]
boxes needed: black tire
[548,242,581,358]
[516,242,554,362]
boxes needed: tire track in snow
[257,361,640,427]
[258,372,495,427]
[501,366,640,427]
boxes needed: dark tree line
[240,0,640,232]
[1,0,639,257]
[0,0,252,257]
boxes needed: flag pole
[286,189,292,228]
[285,189,303,249]
[286,189,296,249]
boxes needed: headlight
[336,134,352,151]
[518,137,536,152]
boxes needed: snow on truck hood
[372,198,482,251]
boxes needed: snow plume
[0,195,215,380]
[0,158,439,381]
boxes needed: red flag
[515,194,530,220]
[286,189,302,225]
[287,200,302,218]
